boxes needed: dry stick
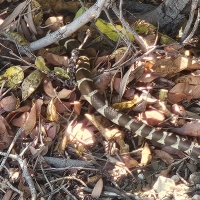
[181,0,199,42]
[112,3,148,52]
[183,8,200,44]
[25,0,111,52]
[0,175,24,197]
[0,152,37,200]
[62,187,78,200]
[0,128,22,172]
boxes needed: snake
[73,47,200,160]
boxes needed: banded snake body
[74,47,200,160]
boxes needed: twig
[0,176,23,197]
[0,152,37,200]
[25,0,111,52]
[181,0,198,42]
[112,3,148,52]
[183,7,200,44]
[0,128,22,172]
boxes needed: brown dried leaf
[168,92,192,103]
[152,56,200,74]
[45,16,64,31]
[0,120,11,150]
[46,98,58,122]
[43,80,56,98]
[139,110,165,126]
[169,83,200,100]
[45,53,69,67]
[0,1,27,30]
[91,178,103,198]
[44,122,58,140]
[11,112,28,127]
[141,143,152,166]
[3,189,13,200]
[174,120,200,137]
[23,103,36,133]
[18,178,31,199]
[0,94,17,112]
[121,155,139,168]
[176,75,200,85]
[55,99,71,113]
[154,149,174,165]
[57,88,73,99]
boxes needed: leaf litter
[1,1,200,200]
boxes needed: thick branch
[27,0,110,52]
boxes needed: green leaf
[74,7,88,20]
[95,18,134,42]
[35,56,50,73]
[21,70,43,101]
[54,67,69,79]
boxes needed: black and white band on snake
[74,51,200,160]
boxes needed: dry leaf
[168,92,192,103]
[121,155,139,168]
[45,16,64,31]
[0,94,17,112]
[3,189,13,200]
[141,143,152,166]
[46,98,58,122]
[169,83,200,101]
[18,178,31,199]
[23,103,37,133]
[176,75,200,85]
[0,1,27,30]
[43,79,56,98]
[45,53,69,67]
[91,178,103,198]
[152,56,200,74]
[154,149,174,165]
[55,100,71,113]
[139,110,165,126]
[174,120,200,137]
[57,88,73,99]
[11,112,28,127]
[26,3,37,34]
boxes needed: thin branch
[181,0,198,42]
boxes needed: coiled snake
[74,46,200,160]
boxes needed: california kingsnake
[75,50,200,160]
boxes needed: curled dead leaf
[43,79,56,98]
[23,103,37,133]
[139,110,165,126]
[174,120,200,137]
[169,83,200,101]
[141,143,152,166]
[154,149,174,165]
[46,98,58,122]
[91,178,103,198]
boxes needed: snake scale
[73,46,200,160]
